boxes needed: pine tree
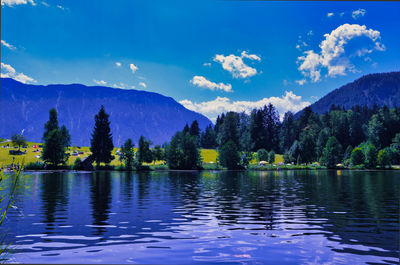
[120,139,135,169]
[137,136,153,164]
[43,108,59,141]
[90,105,114,165]
[42,109,70,166]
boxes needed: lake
[1,170,399,264]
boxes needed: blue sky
[2,0,400,121]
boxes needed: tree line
[21,103,400,170]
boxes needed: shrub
[268,150,276,164]
[377,149,391,168]
[257,149,268,162]
[350,147,364,166]
[24,162,45,170]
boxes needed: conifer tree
[90,105,114,165]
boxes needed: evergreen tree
[137,136,153,164]
[320,136,343,168]
[120,139,135,169]
[250,109,266,151]
[42,108,70,166]
[350,147,364,166]
[43,108,59,141]
[182,124,190,134]
[279,111,296,152]
[200,124,217,149]
[189,120,200,137]
[152,145,165,161]
[299,132,316,164]
[365,143,378,169]
[218,140,241,170]
[315,128,330,158]
[217,112,239,146]
[90,105,114,165]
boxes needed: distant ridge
[0,78,212,146]
[296,71,400,116]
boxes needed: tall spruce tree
[137,136,153,164]
[90,105,114,165]
[42,108,70,166]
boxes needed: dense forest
[188,103,400,169]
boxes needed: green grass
[0,141,284,169]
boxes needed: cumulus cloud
[1,40,16,50]
[115,62,121,67]
[295,79,306,86]
[129,63,138,73]
[1,62,36,83]
[180,91,310,122]
[297,24,385,83]
[203,62,211,67]
[1,0,35,6]
[327,12,334,18]
[352,9,366,20]
[213,51,260,79]
[93,79,107,85]
[139,82,146,88]
[56,4,64,10]
[190,76,232,92]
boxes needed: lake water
[1,170,399,264]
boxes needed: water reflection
[1,170,399,264]
[89,172,112,235]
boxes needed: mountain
[297,71,400,116]
[0,78,212,146]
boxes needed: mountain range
[298,71,400,116]
[0,78,212,146]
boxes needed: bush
[72,158,83,170]
[268,150,276,164]
[24,162,45,170]
[377,149,391,168]
[95,164,115,171]
[257,149,268,162]
[350,147,364,166]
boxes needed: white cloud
[93,79,107,85]
[203,62,211,67]
[327,12,334,18]
[129,63,138,73]
[56,4,64,10]
[240,51,261,61]
[352,9,366,20]
[1,0,35,6]
[295,79,306,86]
[41,1,49,7]
[307,30,314,36]
[115,62,121,67]
[1,40,16,50]
[180,91,310,122]
[190,76,232,93]
[1,62,36,84]
[213,50,260,79]
[112,82,134,89]
[297,24,385,82]
[139,82,146,88]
